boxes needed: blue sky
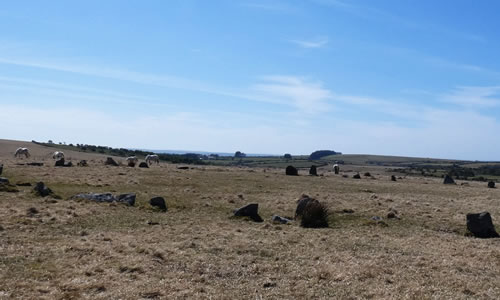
[1,0,500,160]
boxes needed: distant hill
[309,150,341,160]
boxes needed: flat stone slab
[71,192,136,206]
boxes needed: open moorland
[0,139,499,299]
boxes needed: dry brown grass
[0,141,499,299]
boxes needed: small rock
[487,181,495,188]
[342,208,354,214]
[177,166,189,170]
[353,173,361,179]
[0,164,3,176]
[116,193,136,206]
[0,177,9,184]
[391,175,397,181]
[387,211,397,219]
[150,197,167,211]
[263,282,276,288]
[33,182,53,197]
[77,160,88,167]
[271,215,291,224]
[104,157,119,166]
[139,162,149,168]
[27,207,39,216]
[364,172,371,177]
[16,182,32,186]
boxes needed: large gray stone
[443,175,455,184]
[55,158,65,167]
[116,193,136,206]
[466,212,499,238]
[295,194,318,219]
[234,203,263,222]
[286,165,298,176]
[71,192,136,206]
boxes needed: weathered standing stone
[77,160,88,167]
[466,212,499,238]
[443,175,456,185]
[105,157,119,166]
[138,162,149,168]
[286,165,298,176]
[33,182,52,197]
[234,203,263,222]
[150,197,167,211]
[309,165,318,176]
[55,158,65,167]
[488,181,495,188]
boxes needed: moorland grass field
[0,140,499,299]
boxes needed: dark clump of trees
[309,150,341,160]
[234,151,246,158]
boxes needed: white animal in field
[126,156,138,165]
[14,147,30,158]
[52,151,65,160]
[333,164,340,174]
[145,154,160,165]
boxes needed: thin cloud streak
[289,36,329,49]
[440,86,500,108]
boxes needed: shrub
[300,201,329,228]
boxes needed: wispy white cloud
[289,36,329,49]
[441,86,500,108]
[252,76,333,113]
[0,57,337,115]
